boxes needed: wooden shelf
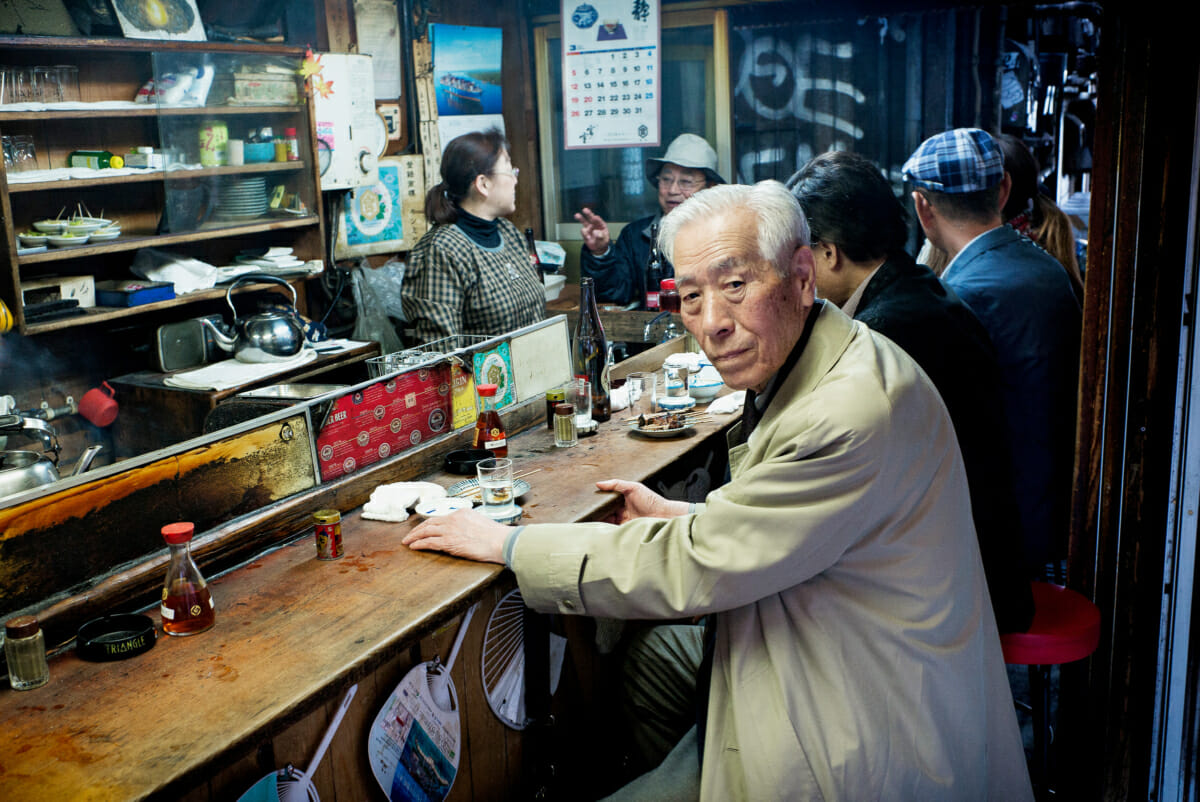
[9,161,309,193]
[0,42,325,339]
[17,216,318,264]
[0,35,306,56]
[0,104,304,123]
[24,276,315,335]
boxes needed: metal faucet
[643,310,671,342]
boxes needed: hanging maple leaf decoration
[313,76,336,99]
[301,48,325,94]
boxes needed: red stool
[1000,582,1101,799]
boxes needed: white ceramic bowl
[88,228,121,241]
[47,232,89,247]
[543,273,566,302]
[689,381,724,402]
[66,218,110,234]
[33,220,66,233]
[18,232,49,247]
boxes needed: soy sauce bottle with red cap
[474,383,508,457]
[160,522,215,636]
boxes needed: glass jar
[5,615,50,691]
[554,402,578,448]
[544,387,565,430]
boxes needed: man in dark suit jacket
[788,151,1034,633]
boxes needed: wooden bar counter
[0,375,735,801]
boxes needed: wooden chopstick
[451,467,543,498]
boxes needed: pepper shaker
[5,615,50,691]
[554,402,578,448]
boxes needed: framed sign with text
[561,0,660,149]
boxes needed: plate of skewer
[628,409,709,438]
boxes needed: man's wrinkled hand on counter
[403,509,509,564]
[594,479,689,523]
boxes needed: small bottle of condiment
[554,403,577,448]
[67,149,125,169]
[644,223,663,311]
[283,127,300,161]
[160,522,215,637]
[313,509,344,560]
[660,278,680,313]
[4,615,50,691]
[273,130,288,162]
[544,387,565,430]
[474,383,508,457]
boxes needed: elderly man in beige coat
[404,181,1032,801]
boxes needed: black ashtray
[77,613,157,662]
[444,448,492,475]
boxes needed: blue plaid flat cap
[902,128,1005,193]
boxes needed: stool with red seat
[1000,582,1101,799]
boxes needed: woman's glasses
[490,167,520,179]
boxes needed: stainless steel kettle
[199,275,307,364]
[0,414,103,501]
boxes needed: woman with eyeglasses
[574,133,725,308]
[401,128,546,344]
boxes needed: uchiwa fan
[480,589,567,730]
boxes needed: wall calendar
[561,0,660,149]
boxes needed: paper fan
[481,589,529,729]
[480,589,569,731]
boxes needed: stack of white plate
[215,176,268,221]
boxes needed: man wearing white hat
[575,133,725,308]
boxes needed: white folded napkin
[610,384,631,411]
[706,390,746,415]
[163,350,318,391]
[362,481,448,522]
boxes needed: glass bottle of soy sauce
[160,522,215,636]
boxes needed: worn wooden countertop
[0,388,735,801]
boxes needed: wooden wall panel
[1064,8,1200,800]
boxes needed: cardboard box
[316,366,452,482]
[21,275,96,308]
[95,280,175,307]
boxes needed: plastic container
[244,142,275,163]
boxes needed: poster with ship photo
[429,23,504,151]
[113,0,207,40]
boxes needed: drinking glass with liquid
[476,457,519,521]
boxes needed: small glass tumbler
[476,457,519,521]
[554,402,578,447]
[566,377,591,428]
[625,371,658,419]
[54,65,79,102]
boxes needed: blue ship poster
[430,24,504,117]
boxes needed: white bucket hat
[646,133,725,186]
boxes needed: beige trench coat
[512,303,1032,800]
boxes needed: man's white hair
[658,180,810,278]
